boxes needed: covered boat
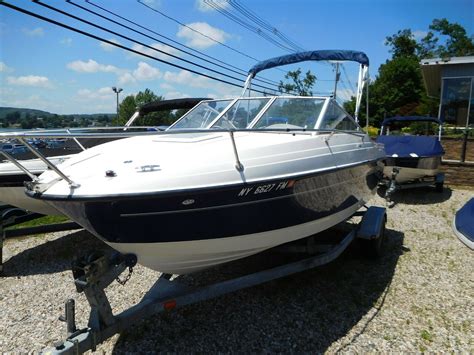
[453,198,474,249]
[7,50,385,274]
[376,116,445,194]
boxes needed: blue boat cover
[248,50,369,77]
[376,135,444,157]
[454,198,474,248]
[381,116,442,126]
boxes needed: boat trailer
[43,206,386,354]
[382,168,445,201]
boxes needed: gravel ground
[0,186,473,353]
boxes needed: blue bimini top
[381,116,442,126]
[454,198,474,248]
[248,50,369,77]
[376,135,444,158]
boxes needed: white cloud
[196,0,229,12]
[177,22,229,49]
[413,30,428,40]
[117,62,162,85]
[131,43,179,60]
[118,72,137,85]
[160,83,174,90]
[7,75,52,88]
[60,38,73,46]
[22,27,44,37]
[132,62,162,81]
[67,59,121,74]
[162,69,240,98]
[0,62,13,73]
[77,87,116,101]
[99,38,121,51]
[163,70,212,88]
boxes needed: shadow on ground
[378,185,452,206]
[111,226,405,353]
[2,229,109,277]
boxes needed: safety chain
[116,266,134,285]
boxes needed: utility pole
[333,62,340,100]
[112,87,123,119]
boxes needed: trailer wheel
[361,215,387,258]
[435,181,444,193]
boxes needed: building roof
[420,56,474,97]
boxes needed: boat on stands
[5,50,385,274]
[0,98,207,215]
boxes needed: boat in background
[0,97,208,215]
[453,198,474,249]
[376,116,445,198]
[6,50,385,274]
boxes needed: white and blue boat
[12,50,385,274]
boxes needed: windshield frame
[248,96,329,130]
[167,98,237,130]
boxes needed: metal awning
[420,56,474,97]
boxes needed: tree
[278,69,316,96]
[344,18,473,127]
[114,89,176,126]
[385,29,419,58]
[428,18,474,57]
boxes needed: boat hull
[0,185,61,215]
[382,156,441,183]
[46,162,380,274]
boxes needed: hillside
[0,107,115,129]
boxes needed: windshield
[252,97,325,129]
[211,98,271,129]
[170,99,233,129]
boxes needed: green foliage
[362,125,379,137]
[428,18,474,57]
[114,88,190,126]
[344,18,473,128]
[278,68,316,96]
[385,29,419,58]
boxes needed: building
[420,56,474,128]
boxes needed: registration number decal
[237,180,295,197]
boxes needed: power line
[204,0,296,52]
[84,0,282,88]
[0,1,269,94]
[137,0,267,65]
[225,0,306,52]
[33,0,280,94]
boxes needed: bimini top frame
[241,50,370,122]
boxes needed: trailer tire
[435,181,444,193]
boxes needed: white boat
[0,98,207,215]
[6,50,385,274]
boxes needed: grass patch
[421,329,433,342]
[6,215,69,230]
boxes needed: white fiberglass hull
[0,186,61,215]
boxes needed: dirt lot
[0,187,472,353]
